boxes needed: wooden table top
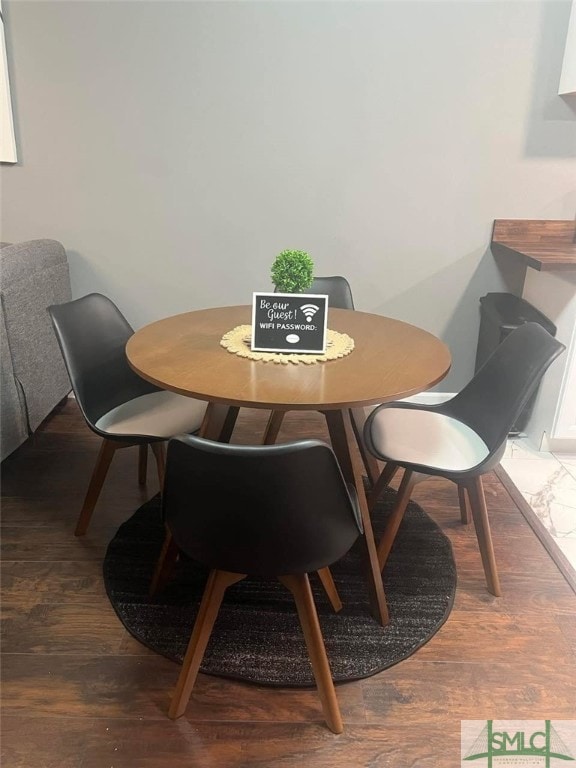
[126,306,451,410]
[491,219,576,271]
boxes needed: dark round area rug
[103,487,456,686]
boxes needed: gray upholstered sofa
[1,239,72,461]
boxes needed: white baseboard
[546,437,576,454]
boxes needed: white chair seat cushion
[369,407,489,472]
[95,391,207,438]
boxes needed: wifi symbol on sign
[300,304,320,322]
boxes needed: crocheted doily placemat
[220,325,355,365]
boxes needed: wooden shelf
[491,219,576,271]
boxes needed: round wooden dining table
[126,305,451,626]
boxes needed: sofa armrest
[0,239,72,437]
[0,309,29,460]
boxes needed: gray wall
[1,0,575,389]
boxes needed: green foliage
[270,250,314,293]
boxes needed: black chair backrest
[444,322,565,453]
[48,293,159,429]
[309,276,355,310]
[162,435,363,577]
[274,276,354,310]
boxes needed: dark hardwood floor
[1,399,575,767]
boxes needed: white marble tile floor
[500,437,576,572]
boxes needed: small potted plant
[270,249,314,293]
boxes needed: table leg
[199,403,240,442]
[349,407,382,487]
[323,409,390,627]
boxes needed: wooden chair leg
[465,476,501,597]
[458,484,471,524]
[150,442,166,491]
[263,411,286,445]
[316,567,343,613]
[169,569,246,720]
[376,468,417,571]
[367,462,399,511]
[279,573,343,734]
[138,444,148,485]
[149,529,180,598]
[75,438,118,536]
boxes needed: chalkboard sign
[251,292,328,353]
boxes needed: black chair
[48,293,207,536]
[307,275,355,311]
[264,275,354,444]
[363,322,565,596]
[162,434,362,733]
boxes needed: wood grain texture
[125,306,452,409]
[1,399,575,768]
[491,219,576,270]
